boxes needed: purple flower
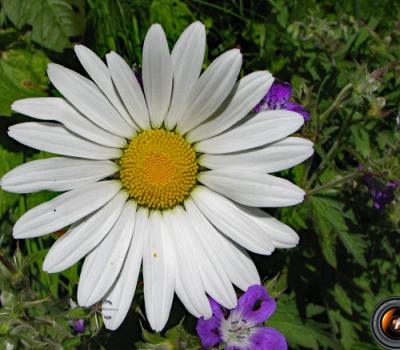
[196,285,287,350]
[74,319,85,333]
[362,174,399,209]
[254,82,311,121]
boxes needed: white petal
[106,52,150,130]
[143,211,175,331]
[102,207,146,330]
[8,122,122,160]
[241,206,299,248]
[1,157,118,193]
[177,49,242,134]
[200,137,314,173]
[191,186,274,254]
[198,170,305,207]
[184,199,237,309]
[78,200,136,306]
[165,207,212,318]
[187,71,274,142]
[195,110,304,154]
[11,98,126,148]
[74,45,136,129]
[142,24,173,128]
[47,63,135,138]
[13,180,121,238]
[43,190,128,273]
[164,22,206,129]
[187,198,260,290]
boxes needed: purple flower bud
[362,174,398,209]
[74,319,85,333]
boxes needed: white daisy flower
[1,22,313,331]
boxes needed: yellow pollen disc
[120,129,198,210]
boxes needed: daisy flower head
[1,22,313,331]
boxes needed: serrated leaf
[0,49,49,116]
[332,284,353,315]
[311,196,367,267]
[336,229,367,268]
[311,196,338,267]
[338,315,359,350]
[3,0,85,52]
[268,294,339,349]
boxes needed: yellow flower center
[120,129,198,210]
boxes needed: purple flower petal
[363,175,398,209]
[209,297,224,318]
[248,327,288,350]
[387,180,399,190]
[236,285,276,324]
[253,82,292,113]
[286,102,311,121]
[196,299,224,348]
[266,83,292,109]
[253,95,269,113]
[74,319,85,333]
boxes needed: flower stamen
[120,129,198,209]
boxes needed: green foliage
[0,49,49,116]
[0,250,93,349]
[0,0,399,349]
[0,146,23,218]
[136,324,201,350]
[149,0,194,41]
[2,0,85,52]
[268,294,339,349]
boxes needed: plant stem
[307,173,359,196]
[319,83,353,124]
[307,107,356,188]
[25,296,50,306]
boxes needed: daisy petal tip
[260,70,274,82]
[10,100,22,113]
[12,228,24,240]
[191,21,206,32]
[148,23,164,34]
[105,51,117,60]
[47,62,58,72]
[231,48,242,56]
[103,317,120,331]
[42,261,57,274]
[73,44,83,52]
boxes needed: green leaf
[0,146,23,217]
[0,49,49,116]
[311,196,338,267]
[332,284,353,315]
[338,315,359,349]
[3,0,85,52]
[67,307,87,319]
[311,196,367,267]
[165,324,200,349]
[336,229,367,268]
[150,0,194,41]
[268,294,339,349]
